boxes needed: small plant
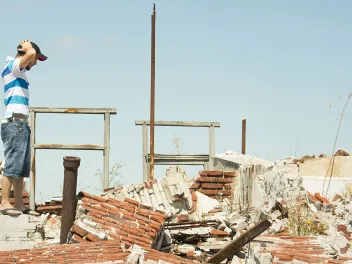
[95,161,124,192]
[287,195,327,236]
[172,134,182,155]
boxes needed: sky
[1,1,352,202]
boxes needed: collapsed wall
[101,173,193,218]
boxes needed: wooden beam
[147,154,210,161]
[147,154,209,165]
[30,107,117,115]
[142,123,148,181]
[103,113,111,190]
[135,120,220,127]
[29,111,36,211]
[34,144,105,150]
[209,124,215,169]
[153,161,206,166]
[206,220,271,263]
[242,117,246,155]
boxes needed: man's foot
[0,204,22,216]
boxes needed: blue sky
[1,1,351,202]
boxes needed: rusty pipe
[60,156,81,244]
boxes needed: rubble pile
[68,191,167,249]
[0,240,200,264]
[36,197,63,215]
[249,233,352,263]
[1,150,352,263]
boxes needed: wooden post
[242,117,246,155]
[209,124,215,169]
[29,111,36,211]
[103,113,111,190]
[142,122,148,181]
[149,3,156,180]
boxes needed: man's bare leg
[0,176,21,215]
[14,177,26,211]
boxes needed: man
[0,40,47,216]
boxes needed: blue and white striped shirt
[1,56,30,119]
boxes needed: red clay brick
[199,170,224,176]
[190,183,200,189]
[340,243,351,254]
[124,197,139,206]
[211,229,229,236]
[178,214,189,222]
[197,177,233,183]
[315,192,329,204]
[198,189,232,196]
[307,191,320,203]
[333,194,343,202]
[200,183,226,189]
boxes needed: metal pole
[60,156,81,244]
[149,3,156,181]
[242,117,246,155]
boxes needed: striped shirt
[1,56,30,119]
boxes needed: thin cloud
[52,35,83,52]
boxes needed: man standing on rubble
[0,40,47,216]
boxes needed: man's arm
[17,40,36,70]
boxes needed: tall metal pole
[149,3,156,180]
[242,117,246,155]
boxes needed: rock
[270,210,281,220]
[228,212,242,222]
[268,219,284,234]
[333,203,345,217]
[308,203,318,214]
[231,255,244,264]
[175,244,196,254]
[230,217,248,232]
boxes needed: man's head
[16,42,47,71]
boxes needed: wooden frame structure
[135,120,220,181]
[29,107,117,210]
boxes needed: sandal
[0,208,22,216]
[22,209,40,216]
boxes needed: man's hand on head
[17,40,33,53]
[17,40,37,70]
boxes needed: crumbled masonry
[0,151,352,263]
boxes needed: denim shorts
[1,120,31,178]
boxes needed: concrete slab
[0,213,44,250]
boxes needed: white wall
[302,176,352,198]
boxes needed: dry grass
[286,195,328,236]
